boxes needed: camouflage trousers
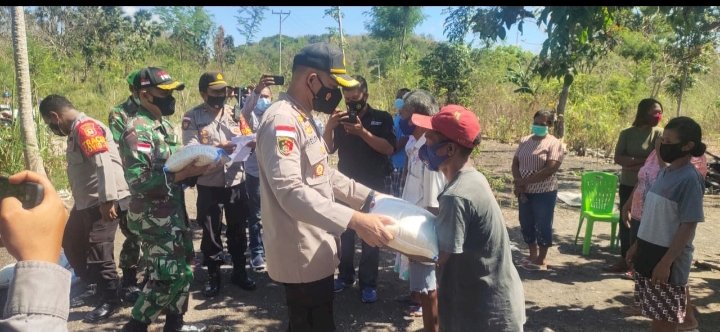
[118,209,141,270]
[127,199,194,324]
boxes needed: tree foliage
[659,6,720,115]
[444,6,625,137]
[154,6,215,66]
[235,6,268,44]
[365,6,425,65]
[419,42,473,104]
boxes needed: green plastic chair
[574,172,620,256]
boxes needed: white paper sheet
[229,134,256,163]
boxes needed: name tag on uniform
[371,121,382,126]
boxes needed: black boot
[121,267,142,303]
[84,301,120,322]
[122,318,149,332]
[84,286,121,322]
[70,283,97,308]
[202,265,221,298]
[163,313,207,332]
[230,267,256,291]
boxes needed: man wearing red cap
[411,105,526,331]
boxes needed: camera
[229,86,251,97]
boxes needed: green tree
[365,6,425,65]
[614,7,673,98]
[445,6,623,138]
[235,6,268,44]
[659,6,720,116]
[154,6,215,66]
[419,42,472,104]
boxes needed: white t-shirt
[402,133,446,209]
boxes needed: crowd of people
[0,41,710,332]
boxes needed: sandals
[515,258,536,267]
[520,262,548,271]
[404,305,423,318]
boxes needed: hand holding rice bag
[370,196,439,260]
[163,144,230,173]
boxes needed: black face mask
[150,94,176,116]
[48,121,66,136]
[206,95,226,110]
[346,98,367,113]
[47,113,67,136]
[309,76,342,114]
[659,142,688,163]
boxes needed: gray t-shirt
[638,163,705,247]
[637,163,704,284]
[436,168,526,331]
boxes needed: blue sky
[122,6,547,54]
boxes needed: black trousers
[196,183,249,270]
[284,275,335,332]
[618,184,634,258]
[63,205,120,302]
[338,229,379,288]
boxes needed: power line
[272,10,291,74]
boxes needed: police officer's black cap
[293,42,359,88]
[198,71,228,92]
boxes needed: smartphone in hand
[270,75,285,86]
[0,175,44,209]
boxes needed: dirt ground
[1,139,718,331]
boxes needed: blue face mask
[253,97,271,116]
[532,124,548,137]
[399,117,415,136]
[418,141,449,172]
[394,98,404,111]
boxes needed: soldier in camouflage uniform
[119,67,208,332]
[109,70,144,302]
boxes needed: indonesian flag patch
[77,120,109,157]
[275,125,296,139]
[136,141,152,153]
[275,125,296,156]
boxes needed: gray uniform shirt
[255,93,372,284]
[66,113,130,210]
[436,168,526,331]
[182,103,244,187]
[240,92,262,178]
[0,261,70,331]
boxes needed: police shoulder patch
[277,136,295,156]
[77,119,109,157]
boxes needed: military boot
[202,265,221,298]
[121,267,142,303]
[230,265,256,291]
[163,313,207,332]
[121,318,149,332]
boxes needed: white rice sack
[370,196,439,260]
[0,263,14,289]
[163,144,230,173]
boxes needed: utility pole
[336,6,345,58]
[272,10,290,74]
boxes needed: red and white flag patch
[275,125,296,139]
[136,141,152,153]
